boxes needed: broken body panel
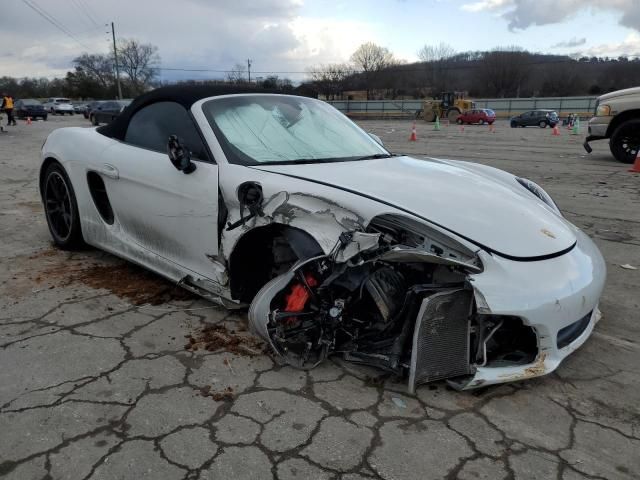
[40,92,606,391]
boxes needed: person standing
[2,93,17,126]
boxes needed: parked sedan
[456,108,496,125]
[89,100,131,125]
[510,110,559,128]
[84,100,105,119]
[14,99,47,120]
[42,98,74,115]
[39,86,605,392]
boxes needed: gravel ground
[0,115,639,480]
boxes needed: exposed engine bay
[249,216,538,392]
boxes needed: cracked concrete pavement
[1,116,639,479]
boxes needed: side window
[124,101,207,160]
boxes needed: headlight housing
[516,177,562,216]
[596,104,611,116]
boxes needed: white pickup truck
[42,98,74,115]
[584,86,640,163]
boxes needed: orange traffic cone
[629,150,640,173]
[409,122,417,141]
[552,125,560,136]
[26,116,32,125]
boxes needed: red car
[456,108,496,125]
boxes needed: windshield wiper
[354,153,394,161]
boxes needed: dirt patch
[200,385,235,402]
[185,324,266,357]
[25,247,196,305]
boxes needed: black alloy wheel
[43,164,84,248]
[610,119,640,164]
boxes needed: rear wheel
[510,120,517,128]
[478,119,484,125]
[447,109,460,122]
[456,118,463,125]
[610,119,640,164]
[43,163,84,249]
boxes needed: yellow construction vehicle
[420,92,475,122]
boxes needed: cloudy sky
[1,0,638,82]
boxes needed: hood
[598,86,640,102]
[252,156,576,260]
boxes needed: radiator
[408,288,473,393]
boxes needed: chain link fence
[327,96,597,119]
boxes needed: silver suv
[584,87,640,163]
[42,98,74,115]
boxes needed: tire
[456,118,463,125]
[478,119,484,125]
[43,115,48,121]
[510,121,517,128]
[447,109,460,122]
[539,121,547,128]
[91,115,98,126]
[42,162,84,249]
[609,119,640,164]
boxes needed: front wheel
[43,163,84,249]
[43,115,48,121]
[610,119,640,164]
[510,121,517,128]
[91,115,98,126]
[539,121,547,128]
[456,118,463,125]
[478,119,484,125]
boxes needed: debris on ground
[200,385,234,402]
[184,324,266,356]
[620,264,638,270]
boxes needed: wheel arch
[227,223,324,303]
[606,109,640,137]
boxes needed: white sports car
[40,86,606,391]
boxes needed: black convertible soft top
[97,85,280,141]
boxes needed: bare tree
[477,47,531,97]
[417,43,455,63]
[417,43,456,96]
[72,53,114,90]
[115,39,160,95]
[307,63,354,99]
[226,63,247,84]
[350,42,395,99]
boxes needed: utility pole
[111,22,123,99]
[247,59,252,83]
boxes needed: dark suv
[510,110,559,128]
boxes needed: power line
[70,0,100,28]
[21,0,93,51]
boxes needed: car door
[98,101,224,284]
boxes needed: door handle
[99,163,119,179]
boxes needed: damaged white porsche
[40,86,606,391]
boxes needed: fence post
[533,98,538,109]
[508,99,512,117]
[559,98,563,116]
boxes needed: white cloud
[551,37,587,49]
[460,0,639,32]
[572,32,640,58]
[461,0,512,13]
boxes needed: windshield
[202,95,388,165]
[57,98,71,103]
[484,109,495,115]
[22,99,41,106]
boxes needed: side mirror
[167,135,196,174]
[368,132,384,147]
